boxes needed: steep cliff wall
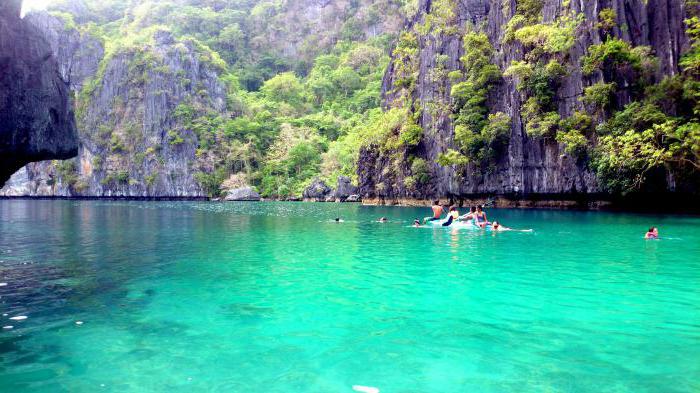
[358,0,693,203]
[0,0,78,186]
[69,29,227,197]
[2,15,227,197]
[2,0,406,198]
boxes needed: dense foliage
[46,0,413,197]
[42,0,699,198]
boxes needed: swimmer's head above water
[645,226,658,239]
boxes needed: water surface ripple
[0,200,699,392]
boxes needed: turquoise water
[0,200,699,393]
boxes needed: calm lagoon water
[0,200,699,392]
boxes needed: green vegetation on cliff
[37,0,699,198]
[46,0,409,197]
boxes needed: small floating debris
[9,316,27,321]
[353,386,379,393]
[2,325,12,329]
[75,321,83,325]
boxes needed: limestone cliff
[2,0,405,198]
[0,0,78,186]
[2,14,227,197]
[358,0,693,203]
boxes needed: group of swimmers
[368,201,661,237]
[374,201,523,231]
[416,201,522,231]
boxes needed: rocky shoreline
[4,193,700,213]
[360,197,610,210]
[4,173,699,212]
[0,196,209,201]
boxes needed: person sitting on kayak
[458,206,476,221]
[473,205,489,228]
[645,227,659,239]
[423,200,444,223]
[442,206,459,227]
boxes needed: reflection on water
[1,200,699,393]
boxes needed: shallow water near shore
[0,200,699,392]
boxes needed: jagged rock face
[224,186,261,201]
[0,1,78,186]
[334,176,359,200]
[71,30,226,197]
[1,15,227,197]
[303,178,333,201]
[301,176,361,202]
[1,161,72,197]
[359,0,689,201]
[24,12,104,92]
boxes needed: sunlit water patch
[1,200,699,392]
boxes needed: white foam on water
[76,321,83,325]
[0,283,7,286]
[9,316,27,321]
[2,325,12,329]
[352,385,379,393]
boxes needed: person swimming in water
[491,221,533,232]
[645,227,659,239]
[473,205,489,228]
[413,219,421,227]
[491,221,508,231]
[377,217,388,223]
[423,200,444,223]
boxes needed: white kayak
[425,218,484,229]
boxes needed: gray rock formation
[302,178,332,201]
[333,176,358,200]
[24,11,104,92]
[359,0,690,202]
[0,1,78,186]
[1,15,227,197]
[0,161,72,197]
[224,186,261,201]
